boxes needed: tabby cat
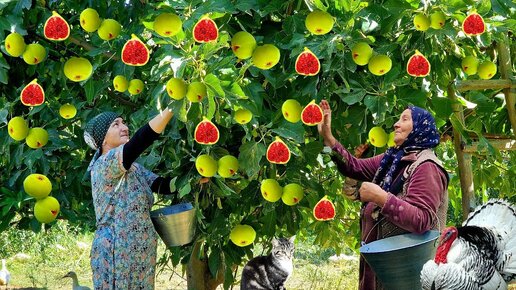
[240,236,295,290]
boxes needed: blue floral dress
[88,145,158,289]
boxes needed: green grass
[0,221,358,289]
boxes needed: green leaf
[364,95,388,122]
[271,121,305,144]
[303,141,324,166]
[179,182,191,199]
[238,141,266,178]
[208,247,221,278]
[205,73,225,97]
[84,80,95,104]
[339,88,366,105]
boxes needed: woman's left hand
[359,182,388,207]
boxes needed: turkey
[0,259,10,286]
[421,199,516,290]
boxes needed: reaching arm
[122,109,174,170]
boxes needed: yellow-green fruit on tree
[128,79,144,95]
[231,31,257,60]
[34,196,60,223]
[281,183,304,206]
[24,173,52,199]
[305,10,334,35]
[368,55,392,76]
[461,56,479,76]
[252,44,280,70]
[8,116,29,141]
[387,131,396,147]
[430,11,446,29]
[113,75,129,92]
[282,99,302,123]
[59,103,77,119]
[218,155,239,178]
[368,126,388,148]
[186,82,207,103]
[64,57,93,82]
[154,13,182,37]
[229,224,256,247]
[5,32,26,57]
[97,19,121,41]
[234,109,252,124]
[195,154,218,177]
[25,127,49,149]
[80,8,101,32]
[260,179,282,202]
[477,61,497,80]
[413,13,430,31]
[351,42,373,66]
[166,78,187,100]
[22,43,46,65]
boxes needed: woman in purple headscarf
[318,100,449,290]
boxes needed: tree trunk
[187,241,225,290]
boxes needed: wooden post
[447,85,475,220]
[496,36,516,135]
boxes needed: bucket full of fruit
[151,202,196,247]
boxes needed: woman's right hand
[317,100,337,147]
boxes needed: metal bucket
[359,230,440,290]
[151,202,196,247]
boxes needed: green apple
[8,116,29,141]
[195,154,217,177]
[260,179,282,202]
[24,173,52,199]
[26,127,49,149]
[234,109,252,124]
[80,8,101,32]
[229,224,256,247]
[5,32,26,57]
[281,183,304,206]
[218,155,239,178]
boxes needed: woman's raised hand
[317,100,336,147]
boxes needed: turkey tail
[464,198,516,282]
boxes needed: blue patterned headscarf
[372,106,440,192]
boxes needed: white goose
[62,271,91,290]
[0,259,10,286]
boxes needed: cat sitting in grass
[240,236,295,290]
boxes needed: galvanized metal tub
[151,202,196,247]
[359,230,440,290]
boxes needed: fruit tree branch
[68,36,119,60]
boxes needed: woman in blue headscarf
[318,100,449,290]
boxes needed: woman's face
[103,117,129,148]
[393,109,413,146]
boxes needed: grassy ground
[0,220,358,290]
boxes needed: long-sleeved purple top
[332,142,448,290]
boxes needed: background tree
[0,0,515,289]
